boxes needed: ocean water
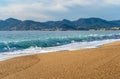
[0,31,120,61]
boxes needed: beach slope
[0,42,120,79]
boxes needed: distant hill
[0,17,120,31]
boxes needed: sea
[0,31,120,61]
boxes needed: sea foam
[0,39,119,61]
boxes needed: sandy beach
[0,41,120,79]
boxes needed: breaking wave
[0,34,120,52]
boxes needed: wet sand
[0,41,120,79]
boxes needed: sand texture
[0,42,120,79]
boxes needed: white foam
[0,39,120,61]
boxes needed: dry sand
[0,42,120,79]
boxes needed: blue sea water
[0,31,120,61]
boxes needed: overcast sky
[0,0,120,21]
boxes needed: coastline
[0,41,120,79]
[0,39,119,62]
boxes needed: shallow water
[0,31,120,61]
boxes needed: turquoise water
[0,31,120,61]
[0,31,120,52]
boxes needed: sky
[0,0,120,22]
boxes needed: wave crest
[0,34,120,52]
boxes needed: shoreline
[0,41,120,79]
[0,39,120,62]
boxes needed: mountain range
[0,17,120,31]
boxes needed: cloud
[103,0,120,5]
[0,0,120,21]
[0,0,70,21]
